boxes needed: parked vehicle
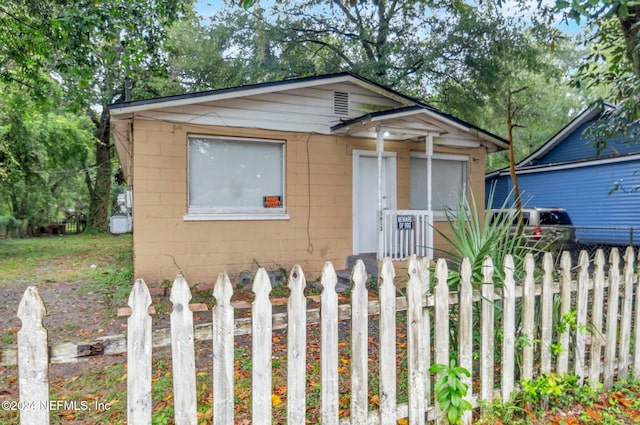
[490,207,577,251]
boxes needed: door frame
[352,149,397,255]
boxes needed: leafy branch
[430,361,473,425]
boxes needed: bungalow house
[486,105,640,246]
[109,72,508,284]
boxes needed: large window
[186,135,286,219]
[410,153,468,217]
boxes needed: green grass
[0,234,132,285]
[0,234,133,309]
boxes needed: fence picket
[575,251,589,383]
[419,257,432,404]
[501,255,515,403]
[634,248,640,380]
[407,255,425,425]
[169,274,197,425]
[321,262,339,425]
[458,258,473,424]
[521,254,536,380]
[433,258,449,425]
[589,250,605,387]
[127,279,153,425]
[17,286,49,425]
[350,260,369,424]
[251,269,272,425]
[540,253,554,375]
[619,247,635,378]
[604,249,621,390]
[480,257,495,403]
[557,252,572,375]
[287,265,307,425]
[379,258,397,424]
[212,272,235,425]
[521,254,535,381]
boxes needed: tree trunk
[618,5,640,79]
[507,90,524,233]
[86,110,112,233]
[507,110,521,212]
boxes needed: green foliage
[176,0,439,95]
[557,0,640,77]
[430,361,473,424]
[478,377,640,424]
[434,190,538,288]
[0,86,96,233]
[0,215,21,236]
[556,1,640,149]
[430,2,588,172]
[522,373,566,404]
[0,0,192,233]
[166,10,299,91]
[520,373,598,416]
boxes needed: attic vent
[333,91,350,116]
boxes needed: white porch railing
[380,209,432,260]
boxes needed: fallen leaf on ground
[585,407,600,421]
[272,394,282,407]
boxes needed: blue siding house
[486,106,640,245]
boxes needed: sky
[194,0,223,19]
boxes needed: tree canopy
[0,0,190,233]
[556,0,640,148]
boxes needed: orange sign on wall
[263,196,282,208]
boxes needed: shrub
[0,215,22,237]
[434,189,540,289]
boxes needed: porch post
[426,133,434,259]
[377,127,385,260]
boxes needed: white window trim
[410,151,469,162]
[184,135,288,221]
[184,212,290,221]
[409,151,469,221]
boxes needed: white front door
[353,151,397,254]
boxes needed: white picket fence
[10,248,640,424]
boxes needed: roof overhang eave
[332,108,509,151]
[331,107,454,136]
[469,129,510,151]
[108,73,416,116]
[110,116,133,182]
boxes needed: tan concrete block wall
[130,119,488,285]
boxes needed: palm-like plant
[434,189,540,289]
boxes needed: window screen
[410,156,468,211]
[188,136,284,212]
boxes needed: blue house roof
[517,105,640,167]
